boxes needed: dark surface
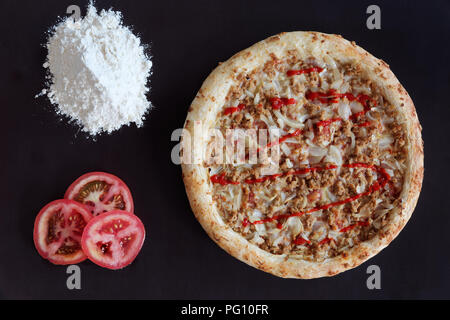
[0,0,449,299]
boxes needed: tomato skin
[34,199,93,265]
[64,172,134,216]
[81,210,145,270]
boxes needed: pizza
[181,32,423,278]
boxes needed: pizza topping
[287,66,324,77]
[207,52,407,260]
[234,163,390,229]
[210,172,240,185]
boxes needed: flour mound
[42,4,152,136]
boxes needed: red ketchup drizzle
[339,220,369,233]
[306,89,371,107]
[318,237,333,245]
[259,128,303,152]
[269,97,297,110]
[306,89,376,129]
[244,173,283,184]
[209,172,239,185]
[356,121,371,127]
[293,237,311,245]
[222,66,319,116]
[287,67,324,77]
[223,103,246,116]
[263,89,376,149]
[315,117,341,128]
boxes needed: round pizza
[181,31,423,278]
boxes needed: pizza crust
[182,31,423,278]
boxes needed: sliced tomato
[81,210,145,270]
[34,199,93,265]
[65,172,134,216]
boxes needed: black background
[0,0,449,299]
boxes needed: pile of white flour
[41,4,152,136]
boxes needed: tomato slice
[34,199,93,265]
[65,172,134,216]
[81,210,145,270]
